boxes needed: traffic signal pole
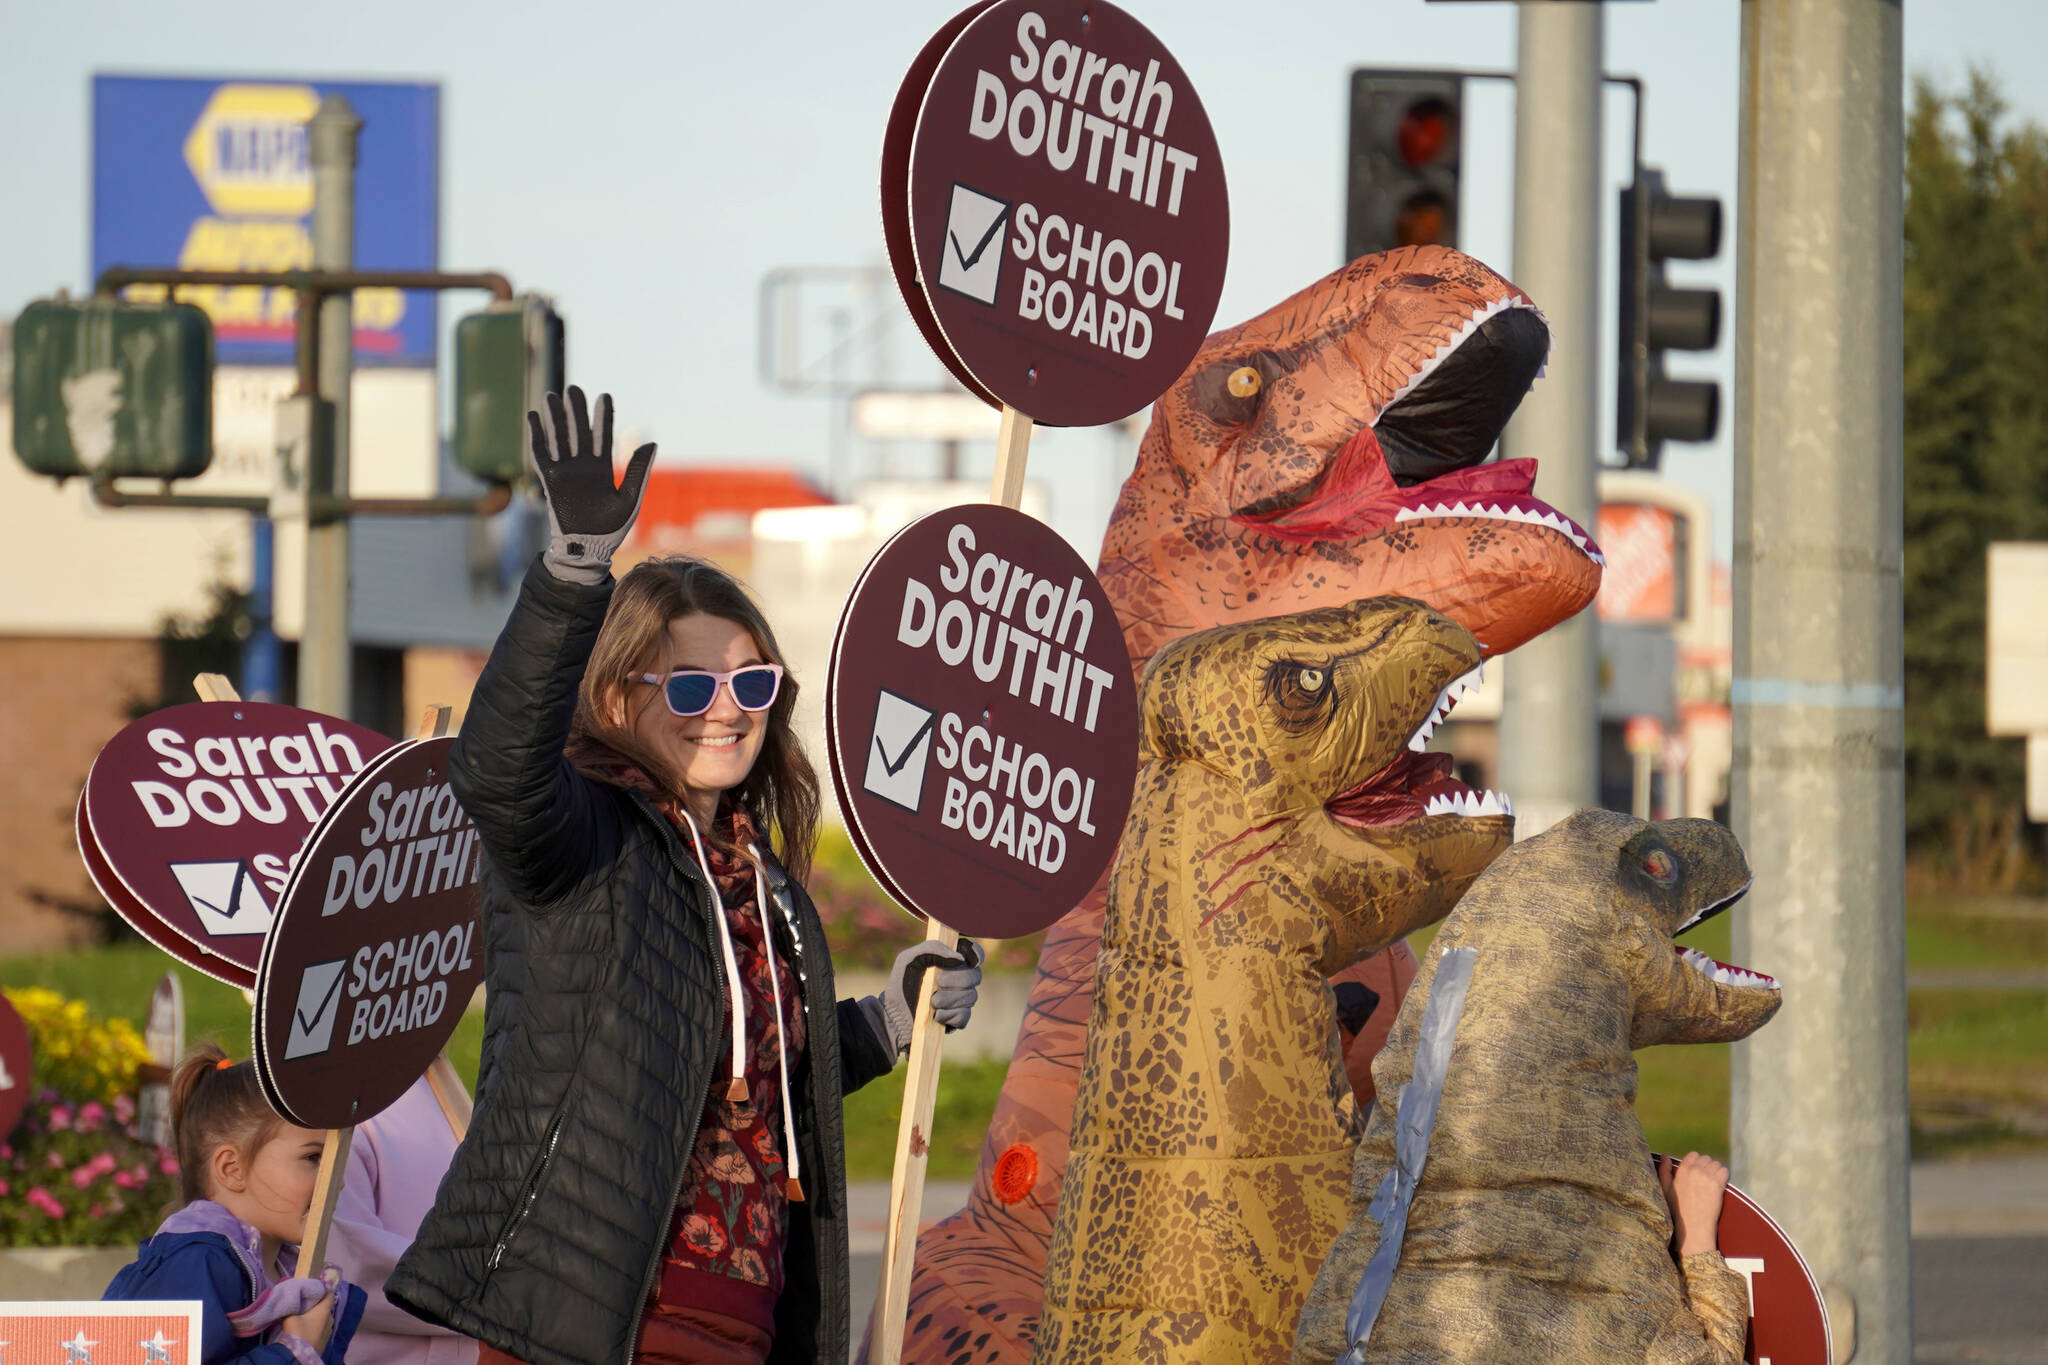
[304,94,361,720]
[1496,2,1604,837]
[1731,2,1908,1360]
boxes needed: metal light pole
[1731,2,1908,1361]
[1497,2,1605,836]
[303,93,361,719]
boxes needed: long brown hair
[565,556,821,882]
[168,1044,286,1206]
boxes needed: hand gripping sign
[884,0,1228,428]
[1649,1158,1834,1365]
[253,725,483,1273]
[82,698,394,980]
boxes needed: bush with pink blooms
[1,989,177,1248]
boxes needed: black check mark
[192,862,253,922]
[295,968,344,1038]
[949,204,1010,273]
[874,710,938,777]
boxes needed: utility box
[10,296,214,479]
[453,296,564,485]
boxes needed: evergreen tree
[1903,72,2048,874]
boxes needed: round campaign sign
[827,504,1138,939]
[78,793,256,988]
[254,737,483,1130]
[1655,1157,1833,1364]
[892,0,1229,427]
[0,990,32,1139]
[85,702,394,977]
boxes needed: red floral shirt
[653,807,808,1335]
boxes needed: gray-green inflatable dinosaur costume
[1294,810,1782,1364]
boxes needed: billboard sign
[1596,501,1687,626]
[93,75,439,367]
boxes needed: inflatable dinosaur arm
[1648,1253,1750,1365]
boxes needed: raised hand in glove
[858,938,984,1058]
[530,386,657,584]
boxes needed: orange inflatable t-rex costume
[874,246,1603,1365]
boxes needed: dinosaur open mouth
[1231,300,1603,571]
[1675,945,1780,991]
[1326,664,1512,828]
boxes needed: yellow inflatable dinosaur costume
[1035,598,1515,1363]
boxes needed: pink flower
[114,1171,139,1189]
[0,1143,12,1159]
[71,1166,96,1190]
[0,1179,10,1197]
[87,1202,108,1218]
[48,1106,72,1131]
[678,1214,727,1258]
[78,1102,106,1131]
[158,1152,180,1176]
[113,1095,135,1124]
[730,1248,768,1283]
[27,1187,64,1218]
[46,1152,65,1170]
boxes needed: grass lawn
[8,885,2044,1180]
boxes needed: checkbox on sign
[937,184,1010,305]
[864,690,937,813]
[284,959,348,1060]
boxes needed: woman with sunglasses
[388,388,982,1365]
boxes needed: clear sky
[4,0,2043,559]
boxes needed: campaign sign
[827,505,1138,939]
[85,703,393,978]
[891,0,1229,427]
[255,737,482,1130]
[94,75,440,368]
[1655,1157,1833,1364]
[0,990,32,1139]
[0,1301,204,1365]
[78,793,256,989]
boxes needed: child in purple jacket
[105,1046,366,1365]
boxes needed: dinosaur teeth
[1677,945,1782,991]
[1422,788,1514,819]
[1405,665,1486,753]
[1393,501,1602,559]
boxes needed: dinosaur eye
[1640,849,1678,884]
[1228,366,1263,398]
[1265,659,1334,733]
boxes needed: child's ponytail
[168,1044,283,1207]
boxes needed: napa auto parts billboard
[93,75,439,367]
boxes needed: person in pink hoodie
[328,1074,479,1365]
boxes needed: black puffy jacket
[387,562,895,1365]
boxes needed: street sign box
[84,702,394,979]
[254,737,483,1130]
[887,0,1229,427]
[826,504,1138,938]
[93,75,440,368]
[11,298,213,479]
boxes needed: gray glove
[530,386,657,585]
[859,939,984,1058]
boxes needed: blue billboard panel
[93,75,440,368]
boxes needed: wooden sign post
[871,409,1035,1361]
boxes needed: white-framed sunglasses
[634,664,785,717]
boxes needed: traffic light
[1345,70,1463,261]
[453,295,565,485]
[11,296,214,480]
[1617,167,1723,468]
